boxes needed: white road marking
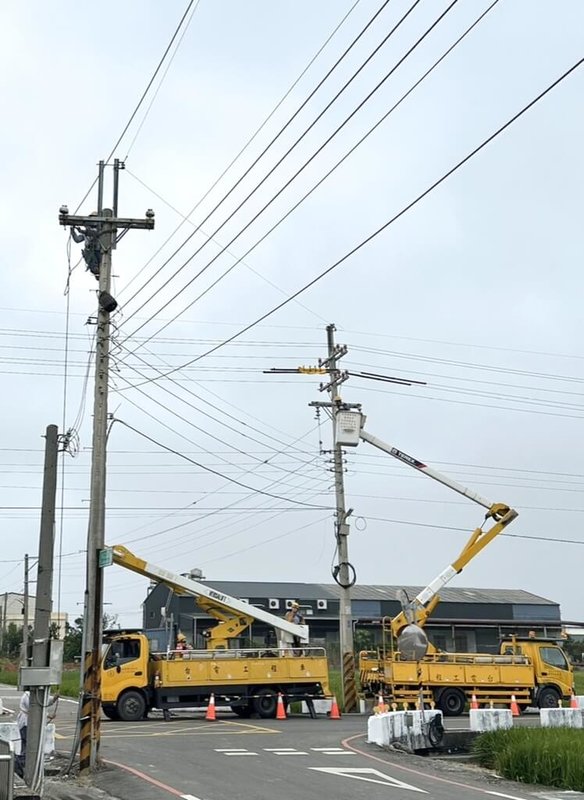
[215,748,249,752]
[181,795,203,800]
[486,793,529,800]
[310,747,355,756]
[264,748,298,751]
[309,767,427,793]
[223,752,257,756]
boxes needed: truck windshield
[541,647,569,670]
[103,639,141,669]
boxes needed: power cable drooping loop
[333,561,357,589]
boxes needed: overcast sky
[1,0,583,631]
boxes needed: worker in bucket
[174,632,192,659]
[285,601,305,654]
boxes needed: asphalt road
[1,686,579,800]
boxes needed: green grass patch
[574,669,584,695]
[0,660,81,699]
[473,728,584,791]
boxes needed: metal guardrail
[0,739,14,800]
[151,646,327,660]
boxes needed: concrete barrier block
[0,722,21,755]
[44,722,56,756]
[301,699,332,715]
[540,708,584,728]
[573,695,584,709]
[367,709,443,751]
[469,708,513,732]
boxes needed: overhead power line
[119,0,497,355]
[119,0,363,299]
[74,0,199,213]
[120,0,451,343]
[118,54,584,391]
[118,0,395,310]
[114,417,331,510]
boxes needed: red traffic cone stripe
[510,694,520,717]
[205,692,217,721]
[330,696,341,720]
[276,692,287,720]
[470,694,479,710]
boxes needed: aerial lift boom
[335,412,518,644]
[108,544,308,650]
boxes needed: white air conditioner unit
[317,599,328,610]
[269,598,280,610]
[286,600,296,610]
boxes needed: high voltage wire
[116,55,584,391]
[114,417,330,509]
[119,0,455,346]
[117,0,499,358]
[118,0,396,310]
[112,367,327,477]
[74,0,200,213]
[120,0,363,300]
[110,343,327,464]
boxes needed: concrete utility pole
[0,592,7,654]
[59,160,154,772]
[309,324,359,712]
[25,424,59,790]
[22,553,29,668]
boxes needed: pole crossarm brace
[59,213,154,230]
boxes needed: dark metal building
[142,580,562,657]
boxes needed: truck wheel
[117,690,147,722]
[437,688,466,717]
[102,705,119,721]
[231,704,253,718]
[253,688,278,718]
[537,686,561,709]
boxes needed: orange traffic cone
[510,694,520,717]
[329,696,341,720]
[470,694,479,710]
[205,692,217,721]
[570,694,579,709]
[276,692,287,720]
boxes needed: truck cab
[500,636,573,707]
[101,634,150,720]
